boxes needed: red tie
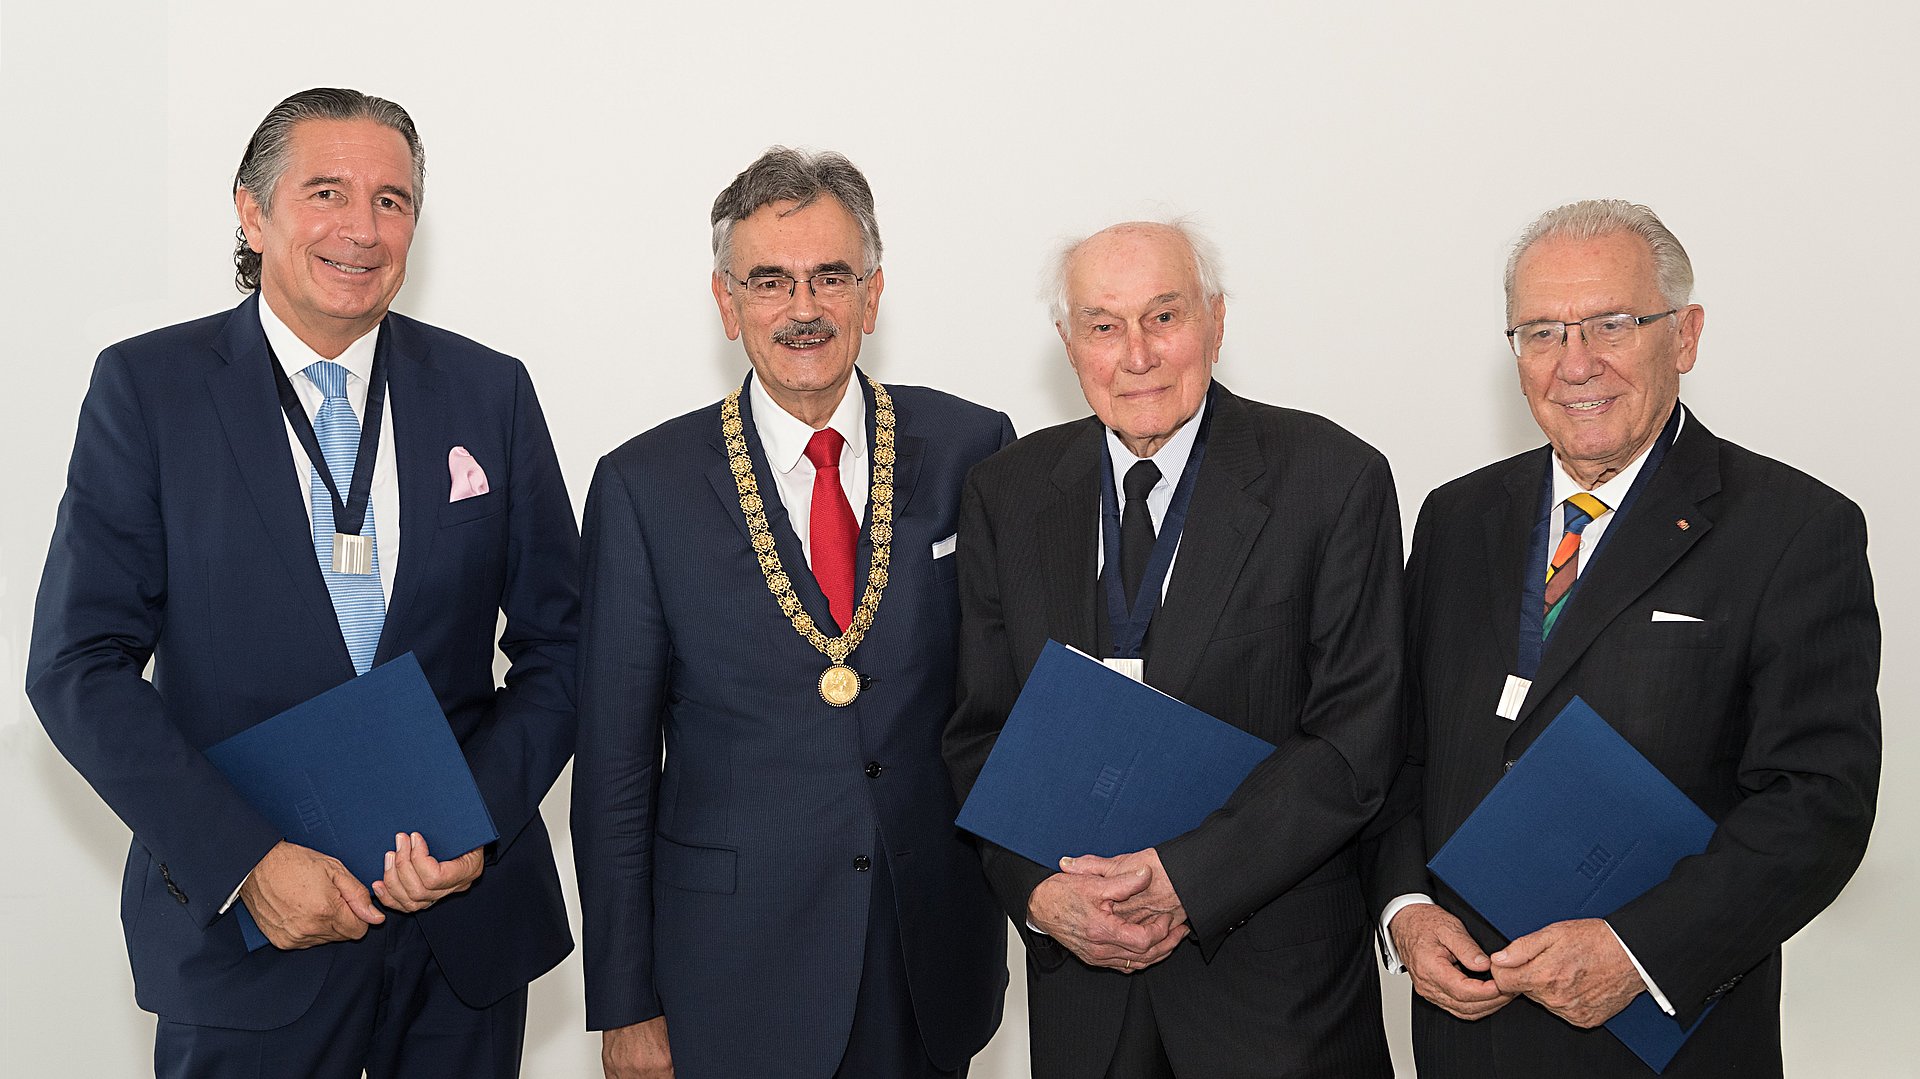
[805,428,858,631]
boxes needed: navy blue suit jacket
[573,373,1010,1078]
[27,293,580,1030]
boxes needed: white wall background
[3,2,1913,1075]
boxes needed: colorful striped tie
[304,361,385,674]
[1542,491,1609,640]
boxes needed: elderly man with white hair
[944,219,1404,1079]
[1368,199,1880,1077]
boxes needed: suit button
[158,863,188,904]
[865,761,883,778]
[853,855,872,872]
[1503,760,1518,772]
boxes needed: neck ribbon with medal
[721,373,895,707]
[1100,386,1215,669]
[268,331,389,577]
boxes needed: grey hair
[1046,217,1228,328]
[1504,199,1693,321]
[231,88,426,293]
[711,147,882,277]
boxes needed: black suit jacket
[1366,408,1881,1077]
[945,384,1403,1079]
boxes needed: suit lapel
[379,317,445,661]
[856,373,922,602]
[1038,421,1103,655]
[1483,452,1547,668]
[725,377,840,631]
[1513,423,1721,729]
[1147,388,1270,702]
[204,295,350,668]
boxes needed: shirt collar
[747,368,869,476]
[1103,392,1209,495]
[1551,402,1687,511]
[257,294,380,386]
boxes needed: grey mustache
[772,318,838,343]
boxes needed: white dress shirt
[747,370,869,562]
[1093,394,1209,596]
[260,297,401,603]
[1378,410,1688,1015]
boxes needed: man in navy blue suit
[573,147,1009,1079]
[27,88,579,1078]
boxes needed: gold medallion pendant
[818,664,862,707]
[721,375,896,709]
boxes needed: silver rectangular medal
[333,532,374,575]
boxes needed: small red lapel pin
[1676,518,1691,530]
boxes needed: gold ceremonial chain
[721,375,895,706]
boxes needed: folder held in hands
[1427,696,1717,1073]
[205,653,499,950]
[956,640,1274,867]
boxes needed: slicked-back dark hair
[231,87,425,292]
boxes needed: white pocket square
[932,534,958,559]
[1651,610,1703,622]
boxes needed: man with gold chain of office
[572,147,1012,1079]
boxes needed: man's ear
[235,187,267,254]
[860,267,885,335]
[712,273,742,341]
[1673,303,1705,374]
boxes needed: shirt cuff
[1377,893,1434,973]
[219,873,250,915]
[1605,920,1675,1016]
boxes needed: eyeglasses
[724,270,869,306]
[1506,310,1677,358]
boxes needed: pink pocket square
[448,446,491,502]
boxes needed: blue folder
[956,640,1275,867]
[1427,696,1717,1073]
[205,653,499,951]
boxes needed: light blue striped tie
[304,360,385,674]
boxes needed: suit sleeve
[454,361,581,848]
[571,454,670,1030]
[1608,494,1880,1021]
[26,347,282,926]
[942,469,1059,944]
[1361,492,1441,916]
[1157,451,1408,951]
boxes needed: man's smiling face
[236,117,417,358]
[712,197,883,425]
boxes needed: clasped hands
[1389,903,1645,1028]
[237,832,485,950]
[1027,847,1188,974]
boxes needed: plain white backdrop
[2,2,1913,1075]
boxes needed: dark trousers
[153,915,526,1079]
[833,839,963,1079]
[1101,977,1177,1079]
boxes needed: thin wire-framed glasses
[724,270,869,306]
[1506,309,1677,358]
